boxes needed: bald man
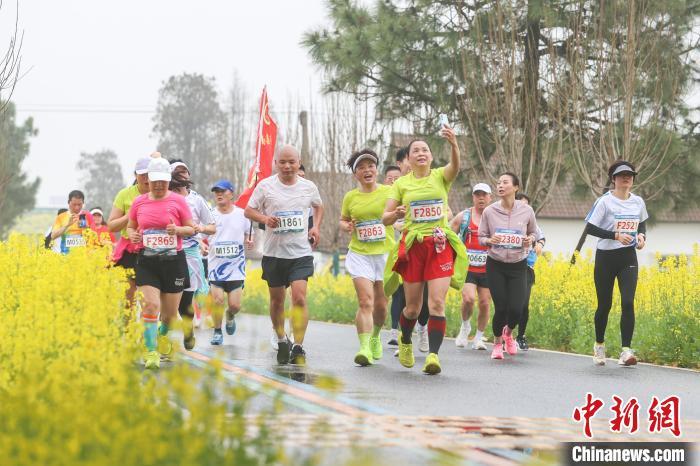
[245,145,324,365]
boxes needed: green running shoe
[158,335,174,360]
[369,336,382,360]
[144,351,160,370]
[354,347,374,367]
[423,352,442,375]
[398,340,415,368]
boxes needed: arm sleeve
[585,222,616,240]
[638,220,647,236]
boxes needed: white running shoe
[417,325,429,353]
[593,343,606,365]
[455,323,470,348]
[618,348,638,366]
[471,338,487,350]
[387,328,399,346]
[270,332,279,351]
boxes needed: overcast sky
[2,1,331,206]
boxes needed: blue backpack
[458,208,472,243]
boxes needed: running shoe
[618,348,637,366]
[516,335,529,351]
[354,347,374,367]
[393,349,399,357]
[270,332,279,351]
[398,341,415,368]
[290,344,306,365]
[471,338,487,350]
[455,322,470,348]
[422,353,442,375]
[144,351,160,370]
[502,327,518,355]
[183,333,196,351]
[593,343,606,365]
[491,343,504,360]
[417,325,429,353]
[225,315,236,336]
[210,330,224,346]
[277,338,291,364]
[387,329,399,346]
[369,336,382,360]
[157,335,174,360]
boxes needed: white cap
[472,183,492,194]
[170,161,189,173]
[90,208,104,217]
[147,157,172,182]
[611,164,637,176]
[352,153,378,173]
[134,157,151,175]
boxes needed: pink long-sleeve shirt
[478,200,538,263]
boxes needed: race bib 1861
[273,211,305,234]
[356,220,386,242]
[213,241,241,259]
[614,214,639,237]
[410,199,443,223]
[65,234,86,248]
[495,228,523,250]
[143,229,176,252]
[468,249,487,267]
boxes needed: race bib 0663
[143,229,176,252]
[356,220,386,242]
[273,211,305,234]
[410,199,443,223]
[495,228,523,250]
[467,249,487,267]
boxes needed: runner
[108,156,152,309]
[245,145,323,365]
[207,180,254,345]
[383,163,403,346]
[514,193,546,351]
[382,126,467,375]
[169,160,216,349]
[585,161,647,366]
[340,149,394,366]
[90,207,115,246]
[127,155,195,370]
[50,190,96,254]
[390,147,430,352]
[478,173,538,360]
[44,208,67,252]
[449,183,492,350]
[383,165,401,186]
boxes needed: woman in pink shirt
[127,156,195,370]
[478,172,538,361]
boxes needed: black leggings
[179,290,195,319]
[594,247,638,347]
[390,283,429,329]
[486,257,527,337]
[517,267,535,337]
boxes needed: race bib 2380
[495,228,523,250]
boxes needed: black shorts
[210,280,245,293]
[261,255,314,288]
[135,250,190,293]
[466,271,489,288]
[116,251,137,269]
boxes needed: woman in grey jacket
[478,173,538,360]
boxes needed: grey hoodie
[478,200,538,263]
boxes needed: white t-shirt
[183,190,215,249]
[247,175,322,259]
[207,206,251,282]
[586,192,648,250]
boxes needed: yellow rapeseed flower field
[242,246,700,368]
[0,235,287,466]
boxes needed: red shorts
[394,235,455,283]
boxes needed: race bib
[495,228,523,250]
[213,241,241,259]
[143,229,176,252]
[65,234,86,248]
[356,220,386,242]
[468,249,487,268]
[614,214,639,237]
[410,199,443,223]
[273,211,305,234]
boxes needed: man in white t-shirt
[245,145,324,365]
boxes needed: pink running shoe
[502,326,518,355]
[491,342,504,360]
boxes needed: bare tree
[0,0,22,110]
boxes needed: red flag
[235,87,277,209]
